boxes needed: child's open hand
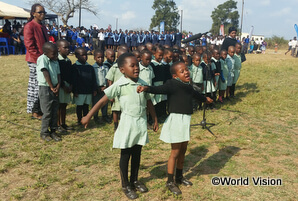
[206,97,213,104]
[137,86,148,93]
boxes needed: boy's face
[94,52,104,66]
[188,48,195,56]
[106,52,115,63]
[213,50,220,60]
[180,48,186,55]
[58,42,70,57]
[154,49,163,63]
[173,63,190,83]
[192,55,201,67]
[46,49,58,61]
[203,55,211,64]
[172,52,180,63]
[228,47,235,57]
[141,53,151,67]
[235,45,241,54]
[76,49,88,64]
[221,51,227,60]
[164,52,173,63]
[134,53,141,62]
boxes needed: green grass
[0,49,297,200]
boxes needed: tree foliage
[210,0,239,35]
[30,0,98,25]
[150,0,180,31]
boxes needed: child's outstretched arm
[81,95,109,128]
[147,100,158,132]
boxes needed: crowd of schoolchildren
[36,24,243,198]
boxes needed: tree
[30,0,98,26]
[150,0,180,31]
[210,0,239,36]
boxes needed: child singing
[82,53,158,200]
[137,61,212,196]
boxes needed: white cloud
[260,0,270,6]
[270,7,291,17]
[121,11,136,21]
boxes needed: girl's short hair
[170,61,184,75]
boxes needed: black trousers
[119,145,142,187]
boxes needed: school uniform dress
[72,61,97,105]
[36,54,60,135]
[233,54,242,84]
[107,32,114,46]
[165,34,172,46]
[201,61,216,94]
[159,34,165,46]
[226,55,235,87]
[104,76,151,148]
[191,64,203,88]
[147,79,207,143]
[92,63,109,118]
[58,54,72,104]
[139,63,155,86]
[218,59,228,90]
[125,33,131,48]
[105,63,124,111]
[103,60,114,69]
[211,57,221,90]
[131,34,138,47]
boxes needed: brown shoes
[31,112,42,120]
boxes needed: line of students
[35,40,242,199]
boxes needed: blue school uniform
[131,34,138,47]
[144,34,151,44]
[125,33,131,48]
[152,34,158,45]
[159,34,165,46]
[113,33,120,46]
[233,54,241,84]
[107,32,114,46]
[165,34,172,46]
[219,58,228,90]
[119,32,126,45]
[104,76,151,148]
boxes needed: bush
[266,35,288,49]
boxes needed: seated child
[37,42,61,141]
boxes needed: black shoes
[50,132,62,141]
[102,116,112,123]
[176,177,193,186]
[166,182,182,195]
[61,124,73,130]
[122,185,138,200]
[40,134,52,142]
[133,181,148,193]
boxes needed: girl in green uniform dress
[137,62,212,196]
[218,50,228,103]
[82,53,158,200]
[231,43,242,97]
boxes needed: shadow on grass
[141,145,209,183]
[185,146,240,179]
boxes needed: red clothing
[24,20,48,63]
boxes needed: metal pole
[116,18,118,31]
[240,0,244,38]
[180,10,183,32]
[79,0,82,27]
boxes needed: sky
[2,0,297,39]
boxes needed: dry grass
[0,49,297,200]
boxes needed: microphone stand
[191,63,216,138]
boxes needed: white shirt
[98,32,105,41]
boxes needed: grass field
[0,49,297,200]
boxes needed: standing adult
[221,27,237,51]
[91,27,99,49]
[24,3,48,119]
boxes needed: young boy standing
[37,42,61,142]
